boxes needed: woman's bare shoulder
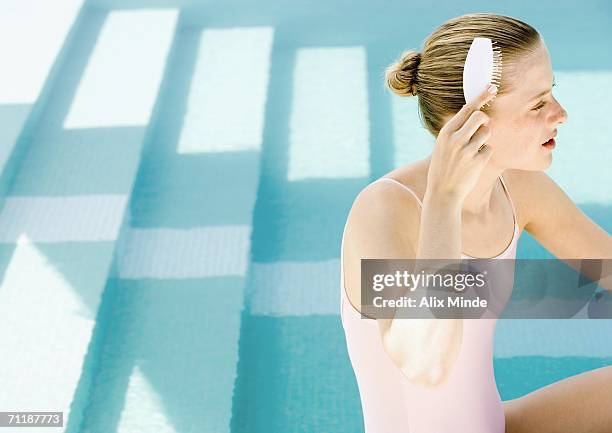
[344,161,427,256]
[378,159,429,202]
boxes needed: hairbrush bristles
[490,40,503,92]
[463,37,503,108]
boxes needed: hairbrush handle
[463,37,502,105]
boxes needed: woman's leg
[503,365,612,433]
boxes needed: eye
[532,81,556,111]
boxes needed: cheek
[517,114,546,149]
[491,116,539,149]
[486,120,542,164]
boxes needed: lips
[541,130,557,145]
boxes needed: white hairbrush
[462,37,502,106]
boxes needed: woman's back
[339,174,519,433]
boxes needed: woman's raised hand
[426,84,498,202]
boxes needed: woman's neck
[425,155,505,220]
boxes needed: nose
[550,97,568,125]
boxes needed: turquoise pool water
[0,1,609,432]
[229,2,612,431]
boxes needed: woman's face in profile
[486,38,568,171]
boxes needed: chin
[532,154,553,171]
[538,158,553,171]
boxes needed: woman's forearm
[382,189,466,388]
[416,189,463,260]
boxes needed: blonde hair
[385,13,540,136]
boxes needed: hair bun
[385,50,421,97]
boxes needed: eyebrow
[527,75,556,103]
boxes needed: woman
[340,12,612,433]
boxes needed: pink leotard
[340,175,519,433]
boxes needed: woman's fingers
[443,84,498,133]
[454,110,490,144]
[426,84,498,199]
[465,124,490,151]
[475,142,494,161]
